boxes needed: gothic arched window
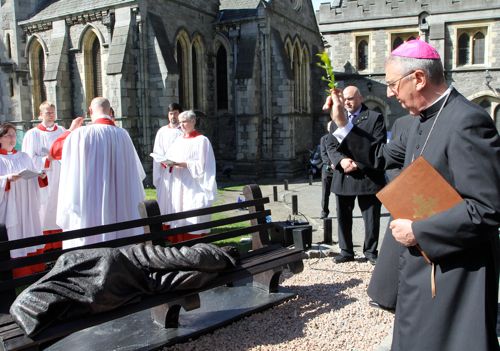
[29,39,46,118]
[458,33,470,66]
[357,39,368,71]
[175,33,190,108]
[301,47,310,112]
[191,46,198,109]
[391,32,418,51]
[191,36,205,110]
[392,37,403,50]
[91,38,102,98]
[83,29,102,110]
[216,45,228,110]
[472,31,485,65]
[293,43,301,111]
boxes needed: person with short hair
[22,101,66,250]
[51,97,146,249]
[326,39,500,351]
[152,103,183,218]
[163,110,217,243]
[0,123,46,277]
[326,86,387,265]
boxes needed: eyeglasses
[386,70,415,94]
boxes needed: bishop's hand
[390,219,417,247]
[323,88,347,128]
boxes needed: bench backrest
[0,184,271,310]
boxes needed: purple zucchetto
[391,39,440,60]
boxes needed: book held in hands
[376,156,462,297]
[149,153,175,167]
[376,156,462,221]
[16,169,45,180]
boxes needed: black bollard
[323,217,332,244]
[273,185,278,202]
[284,179,289,190]
[292,195,298,215]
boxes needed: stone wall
[0,0,40,124]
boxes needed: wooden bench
[0,184,306,351]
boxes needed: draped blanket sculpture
[10,243,237,336]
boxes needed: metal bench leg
[151,294,200,328]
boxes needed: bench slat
[0,315,14,327]
[0,210,271,271]
[0,222,274,292]
[0,199,270,253]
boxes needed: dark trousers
[367,218,404,309]
[321,171,333,217]
[336,194,381,259]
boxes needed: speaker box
[270,221,312,249]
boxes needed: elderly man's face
[343,87,363,113]
[179,115,195,134]
[385,62,419,115]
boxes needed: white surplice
[0,152,44,258]
[22,124,66,232]
[152,125,182,215]
[165,133,217,233]
[57,120,146,249]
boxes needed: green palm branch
[316,51,337,92]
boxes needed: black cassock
[367,114,415,310]
[10,243,237,337]
[362,88,499,351]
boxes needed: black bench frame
[0,184,305,351]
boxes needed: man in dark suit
[326,86,386,265]
[319,121,334,219]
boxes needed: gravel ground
[165,258,394,351]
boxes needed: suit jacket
[326,104,387,195]
[320,133,333,176]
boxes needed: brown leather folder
[376,156,463,220]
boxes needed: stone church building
[0,0,326,182]
[317,0,500,131]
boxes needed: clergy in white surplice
[0,123,46,277]
[163,110,217,243]
[22,102,66,250]
[51,97,146,249]
[152,103,182,216]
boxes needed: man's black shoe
[367,257,377,266]
[334,255,355,263]
[320,212,329,219]
[369,300,395,313]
